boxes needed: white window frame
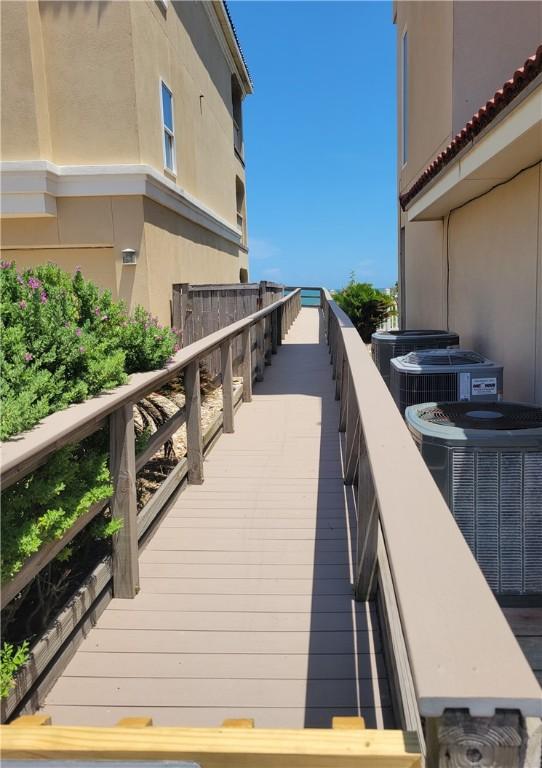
[160,79,176,175]
[401,28,408,166]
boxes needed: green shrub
[0,434,113,583]
[0,261,177,440]
[0,640,29,699]
[333,277,396,342]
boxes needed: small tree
[334,277,396,342]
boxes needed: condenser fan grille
[418,402,542,430]
[404,350,485,367]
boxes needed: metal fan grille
[404,350,485,366]
[392,371,458,414]
[451,448,542,595]
[418,403,542,430]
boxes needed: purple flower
[94,307,100,316]
[1,260,12,270]
[40,291,48,303]
[24,352,33,362]
[75,327,82,337]
[101,314,108,321]
[19,300,27,310]
[174,343,180,353]
[28,277,41,290]
[79,346,85,354]
[75,265,81,273]
[16,275,24,285]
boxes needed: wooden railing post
[110,404,139,598]
[271,308,278,355]
[277,305,283,345]
[256,320,265,381]
[241,327,252,402]
[335,339,344,400]
[220,339,234,433]
[354,429,378,601]
[344,387,358,485]
[425,710,527,768]
[184,359,203,484]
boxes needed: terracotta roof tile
[399,44,542,211]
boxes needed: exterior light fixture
[122,248,137,265]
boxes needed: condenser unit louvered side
[390,350,503,416]
[406,402,542,600]
[371,329,459,387]
[450,448,542,595]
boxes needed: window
[401,30,408,165]
[236,176,246,246]
[161,81,176,173]
[231,75,243,156]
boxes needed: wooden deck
[503,607,542,686]
[40,308,392,729]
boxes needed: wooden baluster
[335,340,344,400]
[339,364,349,432]
[354,427,378,601]
[271,308,278,355]
[185,359,203,484]
[110,404,139,598]
[241,327,252,402]
[344,391,358,485]
[256,320,265,381]
[221,339,234,433]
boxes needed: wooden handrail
[320,287,541,764]
[0,289,301,605]
[0,290,300,490]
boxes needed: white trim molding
[0,161,242,245]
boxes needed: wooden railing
[1,713,422,767]
[318,287,542,766]
[0,289,301,718]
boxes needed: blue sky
[229,1,397,290]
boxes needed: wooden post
[184,359,203,484]
[256,320,265,381]
[354,429,378,601]
[271,308,278,354]
[221,339,234,433]
[172,283,192,347]
[110,404,139,598]
[277,306,283,345]
[335,341,344,400]
[339,364,348,432]
[344,392,358,485]
[241,327,253,402]
[425,710,526,768]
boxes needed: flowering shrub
[0,262,177,440]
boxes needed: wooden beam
[109,404,139,599]
[184,359,203,485]
[116,717,153,727]
[332,717,366,730]
[0,724,422,766]
[221,339,234,433]
[10,715,51,727]
[241,327,252,402]
[222,719,255,728]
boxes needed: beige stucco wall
[403,219,446,329]
[1,194,247,325]
[452,2,542,135]
[1,1,250,323]
[396,1,453,193]
[447,166,541,403]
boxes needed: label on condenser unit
[459,372,471,400]
[471,377,497,396]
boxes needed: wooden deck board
[503,607,542,685]
[41,309,390,729]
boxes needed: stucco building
[394,1,542,403]
[1,0,252,325]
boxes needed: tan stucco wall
[396,1,453,192]
[403,219,446,329]
[1,194,247,325]
[452,2,542,135]
[143,199,248,325]
[445,167,541,403]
